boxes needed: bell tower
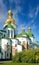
[3,10,17,38]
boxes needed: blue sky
[0,0,39,41]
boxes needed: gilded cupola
[28,27,31,32]
[5,10,16,24]
[22,27,25,32]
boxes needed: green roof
[16,35,27,38]
[20,31,27,35]
[4,24,14,29]
[28,31,34,37]
[16,30,28,38]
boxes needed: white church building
[0,10,38,61]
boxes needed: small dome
[8,10,13,15]
[28,27,31,30]
[22,27,25,31]
[11,19,16,24]
[19,27,27,37]
[5,10,16,25]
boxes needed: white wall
[11,39,18,46]
[30,37,34,42]
[17,37,28,45]
[1,39,11,59]
[1,39,8,59]
[17,45,22,52]
[11,39,22,52]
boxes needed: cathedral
[0,10,39,61]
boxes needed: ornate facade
[0,10,39,61]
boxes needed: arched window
[7,29,14,38]
[11,30,13,38]
[8,30,10,37]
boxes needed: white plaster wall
[1,39,11,59]
[30,37,34,42]
[28,39,30,44]
[1,39,8,59]
[2,50,5,59]
[1,39,8,50]
[12,24,17,29]
[17,37,28,44]
[11,39,18,46]
[11,39,23,52]
[17,45,22,52]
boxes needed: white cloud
[27,5,39,30]
[28,5,39,19]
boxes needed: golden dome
[8,10,13,16]
[6,19,11,24]
[5,18,16,24]
[11,19,16,24]
[22,27,25,31]
[5,10,16,24]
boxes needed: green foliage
[12,49,39,63]
[0,62,39,65]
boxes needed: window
[8,29,14,38]
[4,34,5,38]
[11,30,13,38]
[8,30,10,37]
[7,53,9,57]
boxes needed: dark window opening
[0,46,1,53]
[7,53,8,57]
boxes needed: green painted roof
[16,30,28,38]
[20,31,27,35]
[28,31,34,37]
[4,24,14,29]
[16,35,27,38]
